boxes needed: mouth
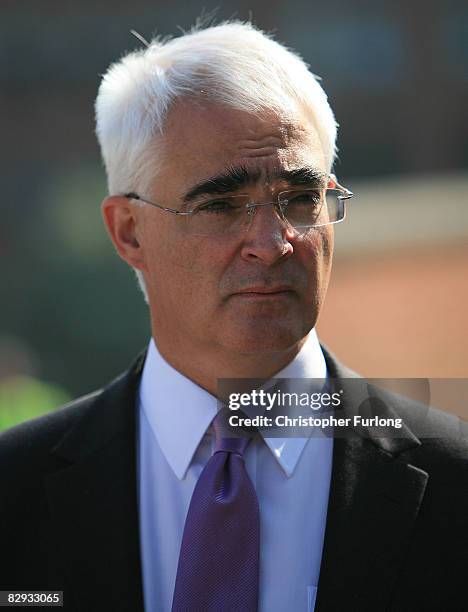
[232,287,296,299]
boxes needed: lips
[237,285,293,294]
[234,286,295,296]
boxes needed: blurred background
[1,0,467,429]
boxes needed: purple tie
[171,410,260,611]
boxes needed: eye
[284,190,322,206]
[196,199,239,214]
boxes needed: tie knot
[211,409,252,456]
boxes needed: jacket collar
[46,347,428,611]
[315,346,428,611]
[46,352,146,611]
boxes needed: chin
[220,319,311,354]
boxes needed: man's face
[137,100,334,356]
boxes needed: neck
[151,330,308,397]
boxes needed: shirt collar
[139,330,327,480]
[259,329,327,476]
[139,340,218,480]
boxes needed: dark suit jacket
[1,348,466,611]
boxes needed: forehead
[158,99,327,193]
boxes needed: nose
[240,203,294,264]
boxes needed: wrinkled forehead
[163,97,305,140]
[155,99,327,198]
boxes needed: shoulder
[323,345,467,468]
[374,384,467,460]
[0,350,147,473]
[367,385,468,510]
[0,390,102,482]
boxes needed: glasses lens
[189,195,251,236]
[279,189,345,229]
[187,189,347,236]
[325,189,345,224]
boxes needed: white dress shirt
[137,330,333,611]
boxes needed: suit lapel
[42,344,430,611]
[45,353,146,612]
[315,348,429,611]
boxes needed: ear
[328,173,338,188]
[101,196,146,270]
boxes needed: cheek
[319,226,334,268]
[296,227,334,301]
[143,222,228,295]
[298,226,334,270]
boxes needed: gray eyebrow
[182,165,327,203]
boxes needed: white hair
[95,20,338,302]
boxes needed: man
[0,21,466,612]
